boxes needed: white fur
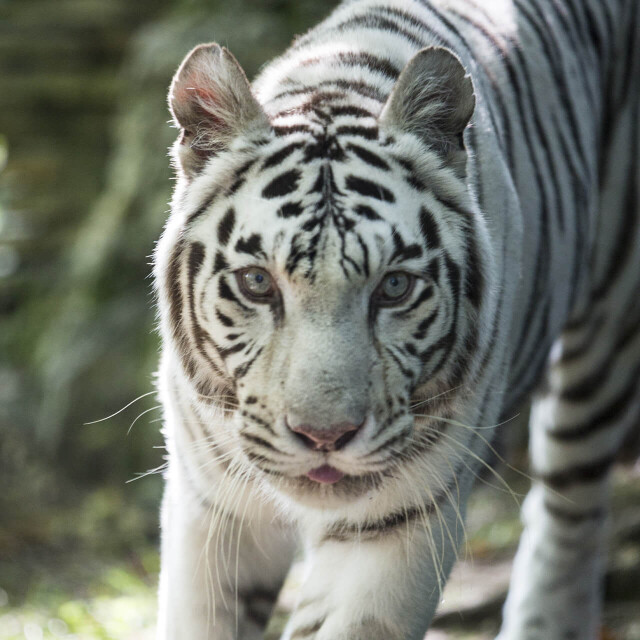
[154,1,640,639]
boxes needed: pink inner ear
[188,85,220,106]
[174,82,228,134]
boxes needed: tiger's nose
[287,418,364,451]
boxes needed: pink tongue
[306,465,345,484]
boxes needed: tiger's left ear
[169,43,270,177]
[379,47,475,171]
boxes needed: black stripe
[240,431,278,452]
[244,605,269,627]
[413,309,439,341]
[356,234,370,277]
[240,586,279,627]
[394,285,434,318]
[374,4,447,41]
[234,234,263,256]
[464,229,483,309]
[272,124,312,136]
[262,169,301,199]
[322,505,423,542]
[278,201,304,218]
[550,362,640,441]
[515,0,591,173]
[420,255,460,376]
[272,79,386,103]
[186,190,219,226]
[346,142,390,170]
[331,13,426,48]
[429,190,474,226]
[217,207,236,247]
[212,251,228,274]
[345,175,395,202]
[588,0,614,66]
[592,109,638,300]
[559,314,605,363]
[552,110,588,315]
[167,241,186,343]
[300,51,400,80]
[335,124,379,140]
[451,10,552,376]
[537,454,615,489]
[418,206,441,250]
[218,275,253,313]
[215,308,234,327]
[329,105,375,118]
[617,0,640,110]
[550,0,599,109]
[510,36,567,235]
[581,1,606,70]
[240,406,275,436]
[461,2,566,234]
[321,480,454,542]
[444,253,461,301]
[367,428,411,457]
[290,7,422,53]
[384,346,416,380]
[390,232,422,261]
[353,203,383,221]
[188,242,225,378]
[226,158,256,195]
[560,324,640,400]
[425,257,440,284]
[262,142,303,169]
[218,342,247,359]
[509,298,552,407]
[544,500,605,525]
[234,347,263,379]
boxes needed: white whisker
[84,390,157,425]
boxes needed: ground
[2,465,639,640]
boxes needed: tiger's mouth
[252,462,392,508]
[236,410,414,504]
[306,464,345,484]
[292,471,385,502]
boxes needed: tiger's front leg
[281,495,467,640]
[157,460,295,640]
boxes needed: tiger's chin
[259,468,387,509]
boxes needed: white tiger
[153,0,640,638]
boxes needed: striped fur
[153,1,640,638]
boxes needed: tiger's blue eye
[375,272,414,306]
[237,267,275,301]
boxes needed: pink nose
[287,419,363,451]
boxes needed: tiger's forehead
[179,120,440,292]
[184,128,430,282]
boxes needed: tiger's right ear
[168,43,269,176]
[379,47,474,174]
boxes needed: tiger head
[155,43,488,508]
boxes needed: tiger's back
[154,1,640,638]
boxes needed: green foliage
[0,0,341,481]
[0,1,338,635]
[0,0,341,487]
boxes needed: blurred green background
[0,1,638,639]
[0,1,340,637]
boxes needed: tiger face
[156,44,485,507]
